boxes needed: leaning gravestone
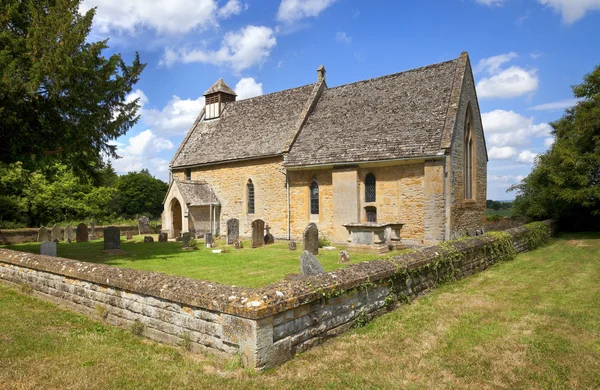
[227,219,239,245]
[103,226,121,250]
[182,232,192,247]
[37,226,48,243]
[64,225,74,241]
[138,216,151,235]
[264,225,275,245]
[89,218,96,240]
[158,232,168,242]
[40,241,57,257]
[143,236,154,243]
[51,225,62,242]
[303,223,319,255]
[76,223,88,243]
[251,219,265,248]
[300,251,325,276]
[126,231,133,240]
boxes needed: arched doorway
[171,198,182,238]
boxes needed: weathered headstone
[64,225,74,241]
[103,226,121,250]
[227,219,239,245]
[182,232,192,247]
[40,241,57,257]
[339,250,350,263]
[205,232,213,248]
[288,241,297,251]
[143,236,154,243]
[251,219,265,248]
[90,218,96,240]
[264,225,275,245]
[51,225,62,242]
[76,223,88,243]
[233,240,243,249]
[300,251,325,276]
[138,216,151,235]
[158,232,168,242]
[37,226,48,243]
[303,223,319,255]
[126,231,133,240]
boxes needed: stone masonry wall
[0,221,556,370]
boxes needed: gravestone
[51,225,62,242]
[205,233,213,248]
[288,241,297,251]
[126,231,133,240]
[251,219,265,248]
[40,241,57,257]
[64,225,74,241]
[264,225,275,245]
[37,227,48,243]
[90,218,96,240]
[339,250,350,263]
[103,226,121,250]
[158,232,168,242]
[303,223,319,255]
[300,251,325,276]
[76,223,88,243]
[182,232,192,247]
[233,240,243,249]
[143,236,154,243]
[138,216,151,235]
[227,219,239,245]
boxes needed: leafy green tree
[115,170,168,218]
[0,0,145,179]
[510,64,600,229]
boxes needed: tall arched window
[247,179,255,214]
[464,108,475,199]
[365,173,376,202]
[310,179,319,215]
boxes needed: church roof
[171,84,315,168]
[176,180,220,206]
[285,58,461,166]
[203,78,237,96]
[170,53,469,169]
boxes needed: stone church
[162,52,487,246]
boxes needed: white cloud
[475,53,538,99]
[530,51,544,59]
[530,98,582,111]
[277,0,338,23]
[125,89,149,106]
[517,150,538,164]
[475,0,508,6]
[121,130,173,156]
[161,25,276,72]
[81,0,242,35]
[489,175,520,183]
[538,0,600,23]
[234,77,263,100]
[141,95,204,135]
[111,130,173,179]
[335,32,352,43]
[488,146,518,160]
[544,137,555,148]
[482,110,552,147]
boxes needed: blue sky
[84,0,600,200]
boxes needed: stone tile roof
[171,84,315,168]
[176,180,220,206]
[203,78,236,96]
[285,58,462,166]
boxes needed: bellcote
[204,78,236,120]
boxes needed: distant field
[1,232,599,389]
[487,208,513,217]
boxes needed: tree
[510,63,600,229]
[115,170,168,218]
[0,0,145,179]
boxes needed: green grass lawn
[487,208,513,217]
[1,232,599,389]
[1,236,390,288]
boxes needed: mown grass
[487,208,513,217]
[1,232,599,389]
[1,236,390,288]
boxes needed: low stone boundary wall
[0,220,557,369]
[0,225,161,245]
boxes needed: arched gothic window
[247,179,255,214]
[464,108,475,199]
[310,179,319,215]
[365,173,376,202]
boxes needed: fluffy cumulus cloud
[161,25,276,72]
[234,77,263,100]
[111,130,173,178]
[488,146,518,160]
[80,0,243,35]
[277,0,338,23]
[482,110,552,148]
[538,0,600,23]
[141,95,204,135]
[475,53,538,99]
[544,137,555,148]
[530,98,582,111]
[517,150,538,164]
